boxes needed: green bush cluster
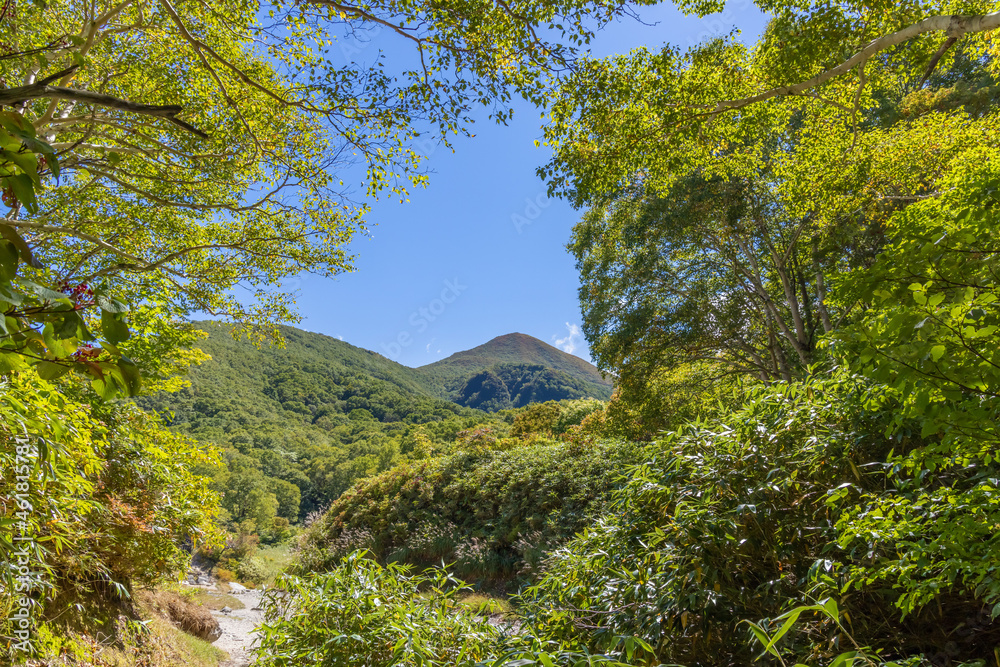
[296,438,642,587]
[235,556,268,585]
[256,552,642,667]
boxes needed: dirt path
[213,586,265,667]
[183,562,267,667]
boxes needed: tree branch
[918,36,958,88]
[0,67,209,138]
[697,13,1000,115]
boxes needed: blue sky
[290,2,768,368]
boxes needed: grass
[257,541,296,585]
[28,599,227,667]
[146,616,228,667]
[178,587,246,611]
[138,591,221,642]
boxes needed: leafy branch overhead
[541,2,1000,203]
[0,109,139,396]
[0,0,652,397]
[554,0,1000,394]
[0,66,209,138]
[693,11,1000,117]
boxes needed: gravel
[212,587,265,667]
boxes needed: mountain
[140,323,614,518]
[414,333,613,409]
[160,325,612,418]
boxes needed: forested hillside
[137,323,611,522]
[139,323,483,520]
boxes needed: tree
[0,0,657,379]
[510,401,561,438]
[831,154,1000,445]
[521,3,1000,663]
[541,1,1000,202]
[549,0,1000,389]
[221,470,280,533]
[268,477,302,521]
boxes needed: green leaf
[5,173,39,213]
[55,311,83,340]
[117,357,142,396]
[828,651,860,667]
[743,620,780,659]
[0,351,24,373]
[0,240,18,281]
[101,311,130,344]
[91,376,118,401]
[21,280,66,301]
[765,607,807,652]
[96,294,129,314]
[820,598,839,622]
[0,223,41,268]
[0,147,40,182]
[36,360,72,381]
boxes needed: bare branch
[918,35,958,88]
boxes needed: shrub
[295,439,642,586]
[260,516,295,545]
[256,552,643,667]
[255,552,500,667]
[0,373,221,661]
[236,556,267,584]
[212,568,236,584]
[520,373,1000,666]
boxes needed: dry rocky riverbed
[182,567,265,667]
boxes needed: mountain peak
[415,331,611,407]
[419,332,589,369]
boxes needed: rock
[228,582,247,593]
[197,575,212,586]
[220,606,232,614]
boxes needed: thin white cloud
[337,335,344,340]
[426,338,436,354]
[554,322,582,354]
